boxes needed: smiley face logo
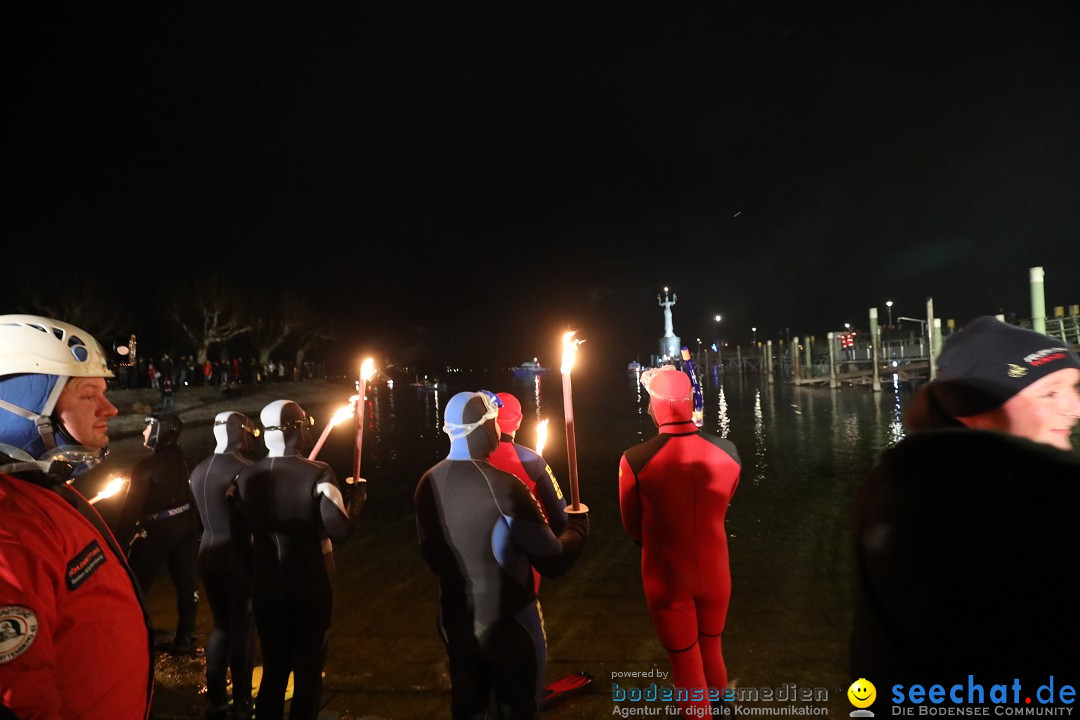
[848,678,876,709]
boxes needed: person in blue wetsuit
[486,391,567,594]
[188,411,260,720]
[234,400,365,720]
[415,390,590,720]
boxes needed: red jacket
[0,474,153,719]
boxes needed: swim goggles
[443,390,502,439]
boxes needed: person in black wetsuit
[415,390,590,720]
[234,400,364,720]
[189,411,261,720]
[119,412,201,654]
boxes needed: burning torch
[88,476,128,505]
[308,402,357,461]
[535,418,549,458]
[351,358,375,482]
[560,331,585,511]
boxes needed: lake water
[83,367,917,719]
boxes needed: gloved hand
[345,477,368,503]
[564,502,589,536]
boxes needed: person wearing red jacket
[618,366,740,717]
[0,314,154,720]
[486,391,567,594]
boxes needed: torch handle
[308,423,334,461]
[352,381,366,480]
[562,374,580,511]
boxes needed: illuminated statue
[657,287,681,360]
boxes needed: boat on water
[511,358,547,377]
[411,375,447,391]
[627,360,643,372]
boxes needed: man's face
[54,377,117,450]
[998,368,1080,450]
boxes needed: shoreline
[104,377,357,440]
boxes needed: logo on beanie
[1024,347,1070,368]
[1007,364,1028,378]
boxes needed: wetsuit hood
[260,399,313,457]
[145,413,182,451]
[642,366,694,427]
[444,391,500,460]
[213,410,257,455]
[0,373,67,458]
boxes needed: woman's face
[54,377,118,450]
[996,368,1080,450]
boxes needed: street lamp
[885,300,893,327]
[751,326,757,345]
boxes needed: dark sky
[6,3,1080,368]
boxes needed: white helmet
[0,315,114,379]
[0,315,114,463]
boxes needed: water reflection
[752,388,767,485]
[533,375,542,421]
[889,374,906,446]
[716,384,730,439]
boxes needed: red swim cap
[642,366,693,425]
[496,392,523,434]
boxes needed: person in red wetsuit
[618,365,740,716]
[486,391,567,594]
[0,314,154,720]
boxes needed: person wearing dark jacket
[234,400,364,720]
[851,316,1080,694]
[0,314,154,719]
[415,390,589,720]
[119,412,200,655]
[189,411,260,720]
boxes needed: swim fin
[542,671,594,706]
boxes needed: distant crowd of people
[111,355,329,393]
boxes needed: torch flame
[360,358,376,382]
[89,476,128,505]
[330,401,357,427]
[535,418,549,457]
[561,331,585,374]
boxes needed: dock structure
[666,282,1078,391]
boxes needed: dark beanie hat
[931,315,1080,418]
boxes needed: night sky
[6,3,1080,368]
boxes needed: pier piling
[1030,266,1046,335]
[869,308,881,393]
